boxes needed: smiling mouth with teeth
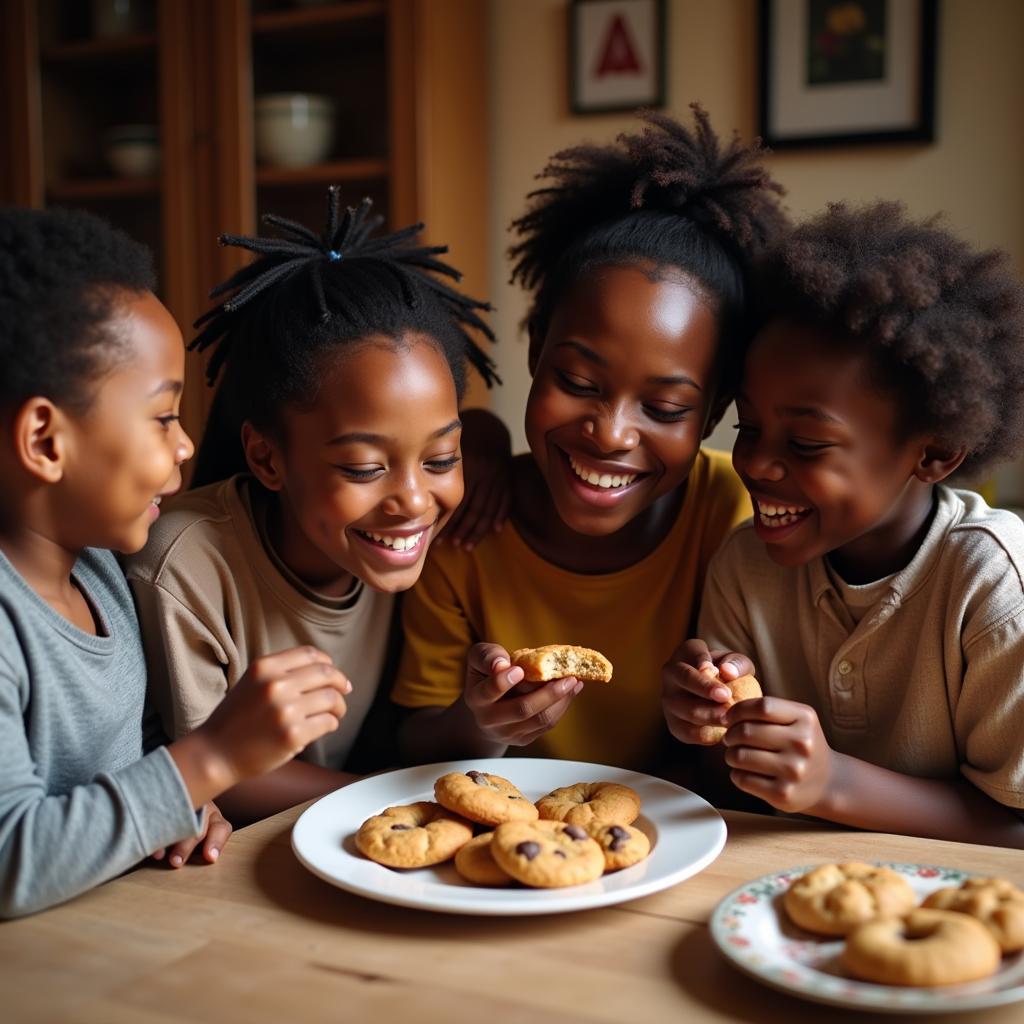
[756,500,811,528]
[357,530,425,552]
[568,454,639,490]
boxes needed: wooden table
[2,807,1021,1023]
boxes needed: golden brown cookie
[922,877,1024,953]
[355,801,472,868]
[696,673,763,744]
[453,832,514,887]
[434,770,539,826]
[842,909,1002,986]
[783,862,917,936]
[510,644,613,683]
[491,820,605,888]
[536,781,641,827]
[586,821,650,871]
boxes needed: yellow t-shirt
[392,448,750,770]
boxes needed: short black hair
[190,190,498,486]
[0,206,155,414]
[756,201,1024,478]
[509,105,789,396]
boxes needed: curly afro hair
[756,201,1024,478]
[0,206,155,415]
[509,104,789,395]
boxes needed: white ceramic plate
[292,757,726,915]
[711,863,1024,1014]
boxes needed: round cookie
[922,876,1024,953]
[842,908,1002,987]
[491,820,605,888]
[587,821,650,871]
[356,801,472,868]
[536,781,641,827]
[783,862,917,936]
[453,832,513,887]
[696,673,762,744]
[434,770,539,826]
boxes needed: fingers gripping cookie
[697,673,762,744]
[510,645,613,683]
[491,820,605,888]
[356,802,472,868]
[434,770,539,826]
[536,781,641,827]
[783,862,917,936]
[922,877,1024,953]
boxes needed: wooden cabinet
[0,0,490,458]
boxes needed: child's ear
[914,441,968,484]
[13,397,66,483]
[241,421,285,492]
[527,316,544,377]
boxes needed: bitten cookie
[510,644,613,683]
[922,877,1024,953]
[434,770,539,826]
[586,822,650,871]
[842,909,1002,987]
[355,801,473,868]
[536,781,641,827]
[453,832,514,887]
[491,820,605,888]
[696,673,763,744]
[783,862,918,936]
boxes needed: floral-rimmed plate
[710,863,1024,1014]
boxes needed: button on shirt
[698,487,1024,809]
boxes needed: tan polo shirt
[125,476,393,769]
[698,486,1024,809]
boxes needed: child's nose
[584,409,639,452]
[176,424,195,464]
[383,474,430,518]
[743,445,785,481]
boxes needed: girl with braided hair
[126,190,499,823]
[392,106,788,772]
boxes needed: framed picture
[570,0,666,115]
[758,0,938,148]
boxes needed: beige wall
[487,0,1024,501]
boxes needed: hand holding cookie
[462,642,583,747]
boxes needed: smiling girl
[126,191,497,823]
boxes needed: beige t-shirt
[699,486,1024,809]
[125,476,393,769]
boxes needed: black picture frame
[758,0,938,148]
[569,0,667,115]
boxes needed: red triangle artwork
[594,14,644,76]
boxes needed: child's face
[266,334,463,594]
[733,318,931,571]
[525,265,720,537]
[62,291,193,554]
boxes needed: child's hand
[152,802,233,868]
[463,642,583,746]
[722,697,835,813]
[662,639,756,745]
[442,408,511,549]
[196,646,352,787]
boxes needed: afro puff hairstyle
[509,104,789,397]
[0,206,155,415]
[755,201,1024,478]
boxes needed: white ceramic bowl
[104,125,160,178]
[254,93,335,168]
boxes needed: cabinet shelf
[41,33,157,65]
[252,2,386,36]
[256,157,388,188]
[48,176,159,201]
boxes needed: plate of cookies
[711,861,1024,1013]
[291,757,727,915]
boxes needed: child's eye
[425,455,462,473]
[555,370,597,395]
[156,415,180,431]
[733,422,758,438]
[790,440,834,455]
[644,404,689,423]
[336,465,384,480]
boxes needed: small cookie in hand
[356,801,472,868]
[696,673,762,744]
[536,781,641,827]
[586,821,650,871]
[490,820,605,888]
[453,832,514,887]
[922,877,1024,953]
[510,644,613,683]
[434,770,539,826]
[783,862,917,937]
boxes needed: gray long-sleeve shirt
[0,546,200,918]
